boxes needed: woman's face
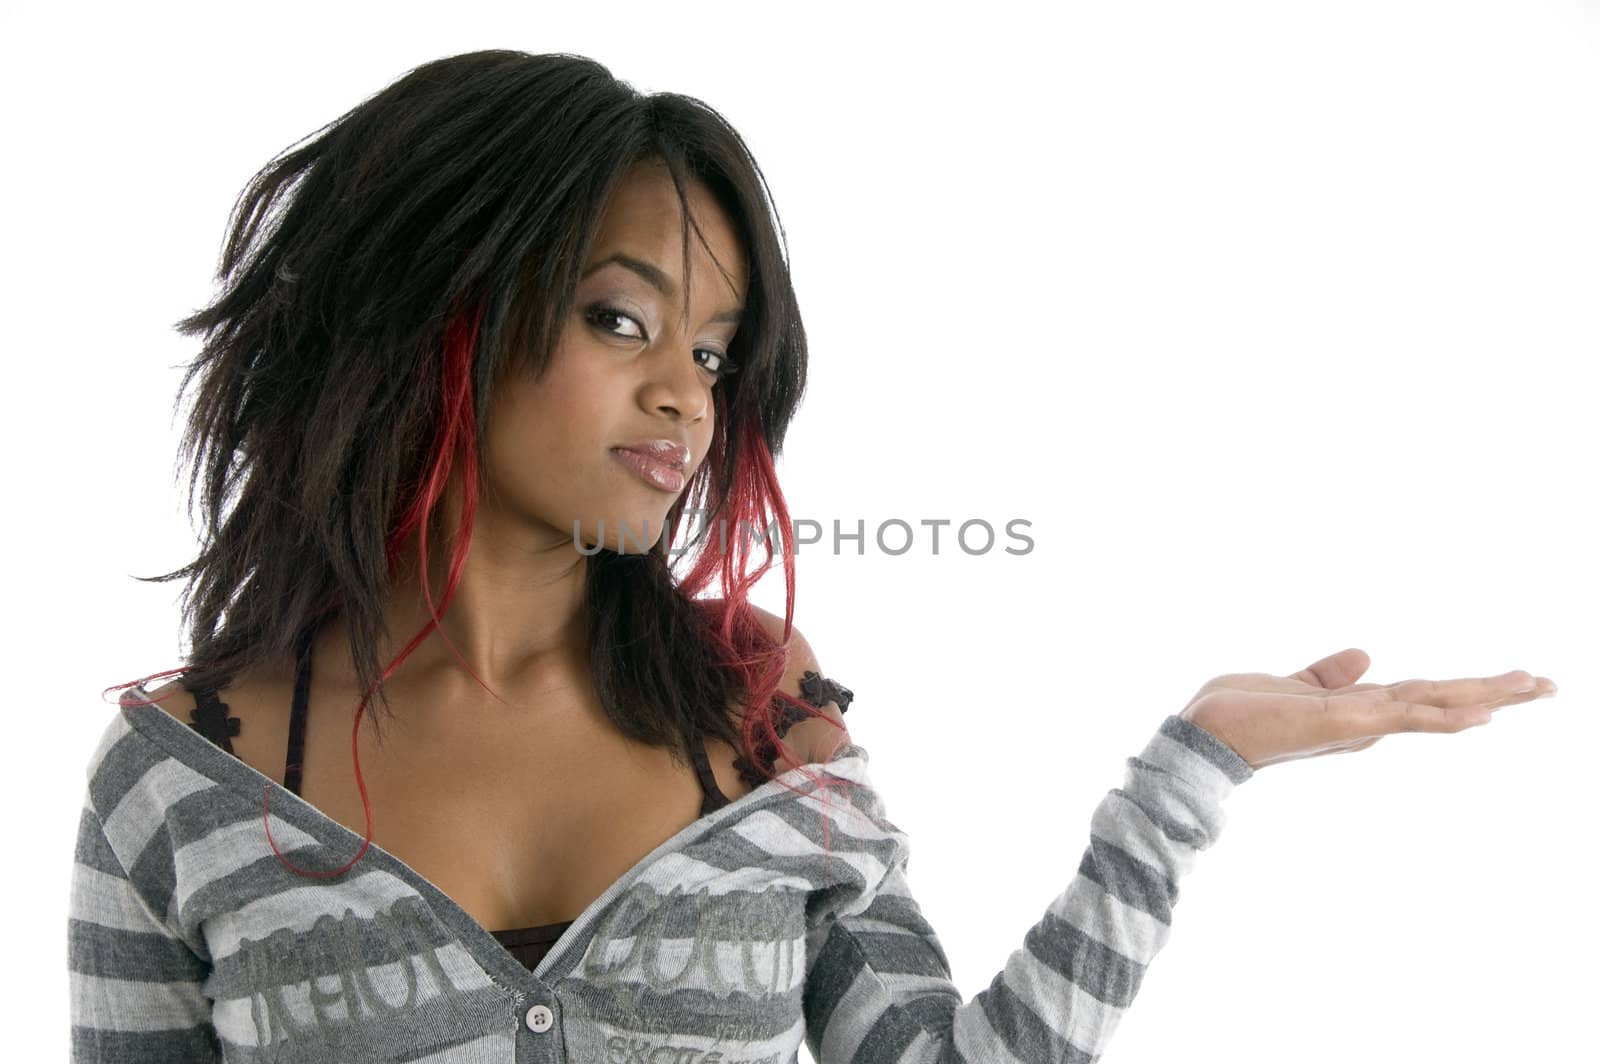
[484,160,747,554]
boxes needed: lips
[613,439,690,470]
[610,445,689,493]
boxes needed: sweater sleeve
[68,794,220,1063]
[802,714,1254,1063]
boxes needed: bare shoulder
[142,677,196,725]
[137,667,293,784]
[744,604,852,764]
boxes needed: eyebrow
[581,252,743,325]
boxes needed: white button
[525,1003,554,1032]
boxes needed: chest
[217,673,752,932]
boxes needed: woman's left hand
[1178,647,1558,771]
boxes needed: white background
[4,1,1596,1060]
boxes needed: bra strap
[688,734,732,813]
[284,624,316,797]
[185,682,240,754]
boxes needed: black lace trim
[185,683,240,754]
[798,670,854,714]
[733,670,854,789]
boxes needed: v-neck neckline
[120,683,866,987]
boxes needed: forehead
[588,161,748,300]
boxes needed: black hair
[126,50,820,788]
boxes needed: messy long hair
[108,50,853,875]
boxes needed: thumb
[1293,647,1371,690]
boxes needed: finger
[1386,671,1551,709]
[1331,688,1488,735]
[1291,648,1371,691]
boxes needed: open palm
[1179,647,1558,770]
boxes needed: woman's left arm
[802,712,1249,1062]
[800,646,1555,1062]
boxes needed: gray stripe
[1160,713,1254,783]
[801,919,862,1039]
[71,1022,220,1063]
[1022,909,1145,1008]
[981,978,1096,1064]
[86,725,165,824]
[73,804,124,877]
[68,920,208,983]
[1075,834,1178,925]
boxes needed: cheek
[485,364,606,488]
[513,342,613,442]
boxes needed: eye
[585,302,740,382]
[585,304,645,341]
[695,348,740,380]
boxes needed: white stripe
[102,757,217,871]
[70,863,161,935]
[801,783,904,845]
[1089,788,1205,888]
[952,997,1032,1064]
[634,848,814,897]
[1146,728,1238,803]
[206,868,422,960]
[894,1028,948,1064]
[732,809,897,891]
[171,813,321,912]
[1049,865,1171,964]
[70,972,211,1033]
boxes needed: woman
[69,49,1556,1062]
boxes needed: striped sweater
[69,687,1253,1062]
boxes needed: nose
[638,342,711,424]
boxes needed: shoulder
[743,604,853,765]
[143,659,291,724]
[140,677,219,740]
[142,678,193,722]
[137,668,292,786]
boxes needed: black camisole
[179,625,854,973]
